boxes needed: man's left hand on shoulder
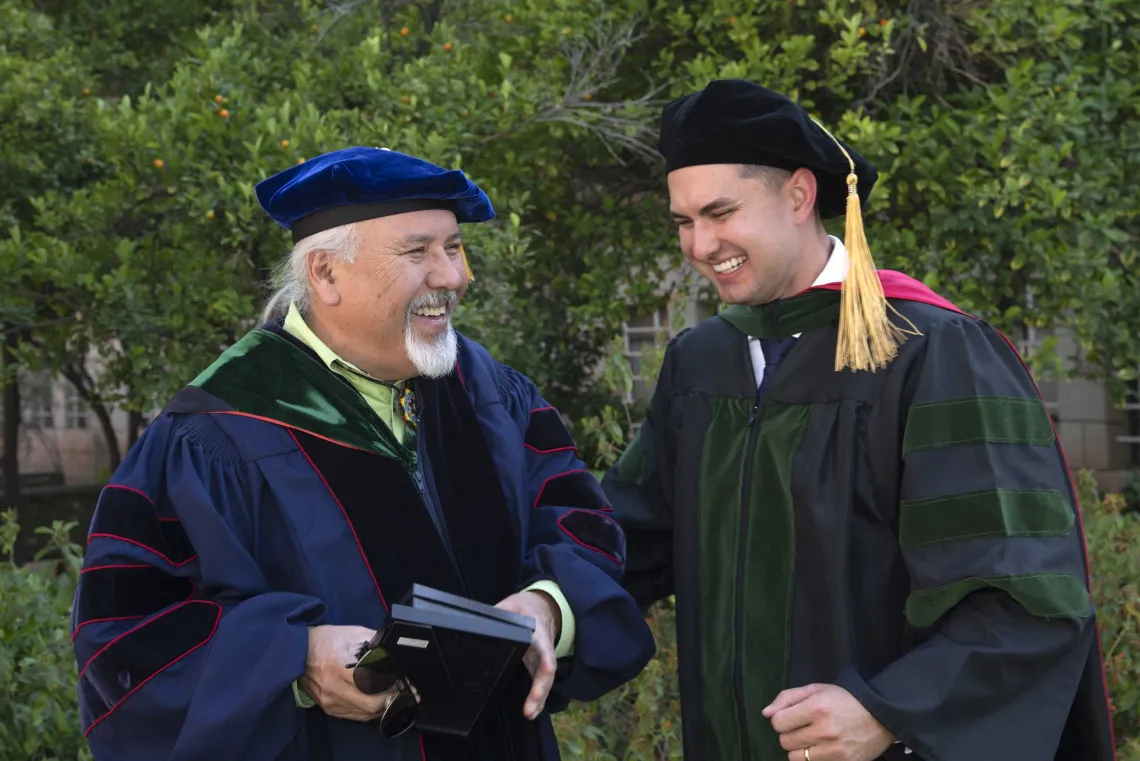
[764,683,895,761]
[496,589,562,721]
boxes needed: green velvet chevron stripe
[899,488,1075,549]
[902,395,1055,455]
[905,572,1090,629]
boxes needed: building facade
[3,371,137,487]
[3,299,1137,491]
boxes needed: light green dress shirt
[284,303,412,445]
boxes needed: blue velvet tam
[255,146,496,243]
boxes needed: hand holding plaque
[352,585,536,738]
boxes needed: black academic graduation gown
[602,272,1115,761]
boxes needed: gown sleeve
[600,331,685,610]
[495,364,656,711]
[72,413,327,761]
[835,314,1108,760]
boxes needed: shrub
[553,599,681,760]
[0,510,90,761]
[1082,472,1140,744]
[1123,470,1140,514]
[4,474,1140,759]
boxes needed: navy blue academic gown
[71,322,656,761]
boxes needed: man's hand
[496,590,561,720]
[763,683,894,761]
[300,625,400,722]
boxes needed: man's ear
[788,167,820,225]
[308,250,342,307]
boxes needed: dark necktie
[758,336,796,393]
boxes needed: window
[65,383,88,429]
[23,374,55,429]
[621,309,672,404]
[1120,378,1140,466]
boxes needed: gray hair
[261,222,361,323]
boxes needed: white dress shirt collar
[747,235,848,385]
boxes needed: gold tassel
[460,243,475,282]
[813,119,916,372]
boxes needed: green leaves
[0,511,92,761]
[2,0,1139,458]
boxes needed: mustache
[406,290,458,315]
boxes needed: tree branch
[316,0,421,43]
[475,15,667,163]
[414,0,446,58]
[0,315,80,336]
[855,0,988,108]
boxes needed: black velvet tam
[658,79,878,219]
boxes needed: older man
[71,146,655,761]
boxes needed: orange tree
[1,0,677,471]
[7,0,1137,468]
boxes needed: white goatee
[404,290,458,378]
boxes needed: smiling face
[307,209,468,380]
[668,163,824,306]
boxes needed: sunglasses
[351,640,419,739]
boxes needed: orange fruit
[728,15,735,25]
[206,210,215,220]
[400,27,409,37]
[82,87,91,96]
[297,158,305,164]
[154,159,164,169]
[311,24,319,32]
[401,95,410,103]
[444,41,453,51]
[219,108,230,118]
[583,93,593,102]
[214,94,224,103]
[504,14,513,22]
[281,139,290,148]
[858,26,867,36]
